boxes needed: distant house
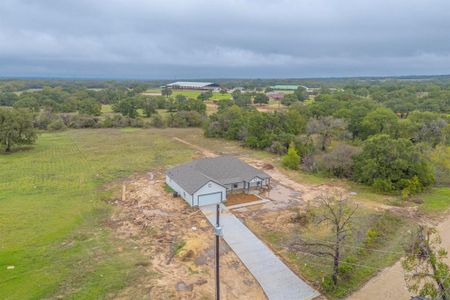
[165,81,220,90]
[266,91,285,100]
[165,156,271,207]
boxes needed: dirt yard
[109,171,266,299]
[225,193,259,206]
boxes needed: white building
[165,156,271,207]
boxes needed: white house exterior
[165,156,271,207]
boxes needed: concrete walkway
[200,204,319,300]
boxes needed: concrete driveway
[200,204,319,300]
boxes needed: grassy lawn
[0,129,194,299]
[419,187,450,213]
[172,90,231,100]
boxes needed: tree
[294,86,308,101]
[318,144,361,178]
[113,98,139,118]
[0,92,19,106]
[197,90,213,101]
[306,116,349,151]
[186,98,206,113]
[253,93,269,105]
[140,97,157,117]
[282,142,301,170]
[0,108,37,152]
[233,92,252,107]
[161,86,172,98]
[353,134,435,192]
[361,107,399,139]
[175,95,189,111]
[402,226,450,300]
[78,98,101,116]
[281,94,298,106]
[290,194,358,286]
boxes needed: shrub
[317,144,361,178]
[48,119,67,131]
[372,178,393,193]
[282,142,301,170]
[151,113,165,128]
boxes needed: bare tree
[402,226,450,300]
[290,193,358,286]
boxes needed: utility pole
[215,204,222,300]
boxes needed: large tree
[112,98,140,118]
[253,93,269,105]
[361,107,399,139]
[0,108,37,152]
[353,134,435,192]
[78,98,101,116]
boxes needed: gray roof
[166,156,271,194]
[166,81,216,88]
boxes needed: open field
[0,129,194,298]
[0,128,268,299]
[1,127,448,299]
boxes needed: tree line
[205,89,449,196]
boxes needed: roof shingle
[166,156,270,194]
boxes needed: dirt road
[347,216,450,300]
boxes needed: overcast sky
[1,0,450,79]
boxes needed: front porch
[225,177,271,194]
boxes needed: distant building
[270,84,319,96]
[266,91,285,100]
[270,84,300,90]
[165,81,220,90]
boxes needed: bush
[317,144,361,178]
[48,119,67,131]
[150,113,165,128]
[372,178,393,193]
[168,111,204,128]
[282,142,301,170]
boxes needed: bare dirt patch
[225,193,259,206]
[109,171,266,299]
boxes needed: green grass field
[419,187,450,213]
[171,90,231,100]
[0,129,193,299]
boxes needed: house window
[233,183,238,188]
[208,183,212,188]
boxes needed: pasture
[0,129,193,298]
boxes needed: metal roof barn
[166,81,219,90]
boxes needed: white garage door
[197,192,222,206]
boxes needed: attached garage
[197,192,223,206]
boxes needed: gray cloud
[1,0,450,78]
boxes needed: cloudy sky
[1,0,450,79]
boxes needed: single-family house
[165,156,271,207]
